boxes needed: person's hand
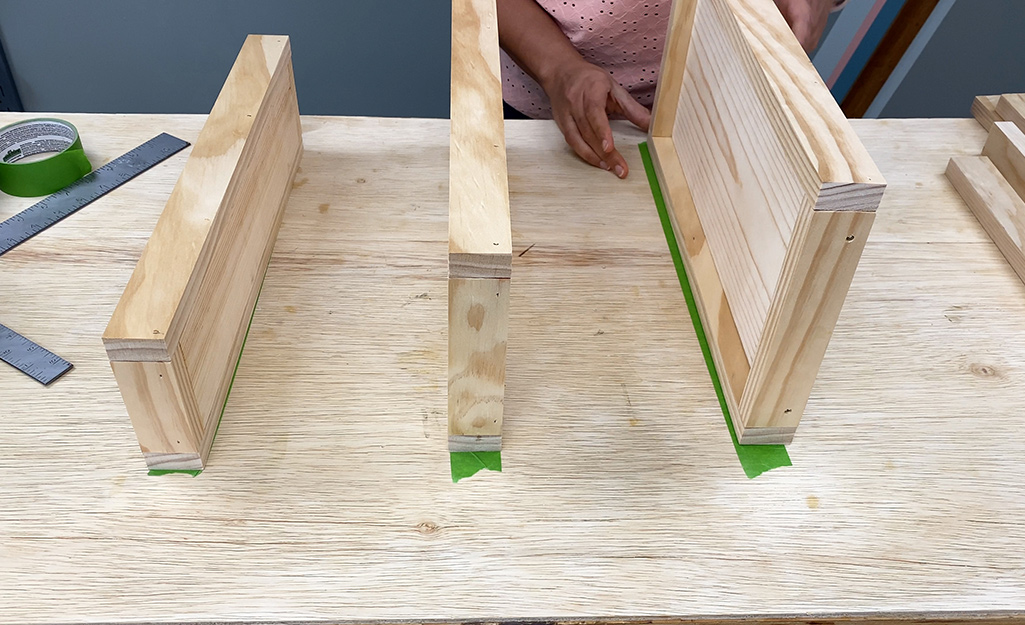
[774,0,834,52]
[540,60,651,179]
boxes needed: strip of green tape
[451,451,502,482]
[638,142,791,479]
[148,280,266,477]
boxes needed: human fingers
[609,82,652,132]
[555,111,608,171]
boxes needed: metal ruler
[0,132,189,256]
[0,324,73,385]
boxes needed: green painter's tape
[149,276,267,477]
[148,469,202,477]
[451,451,502,482]
[638,142,791,479]
[0,118,92,197]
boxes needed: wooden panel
[972,95,1003,132]
[449,0,512,278]
[102,35,302,469]
[4,113,1025,624]
[947,156,1025,284]
[671,0,811,363]
[449,0,512,450]
[996,94,1025,134]
[656,0,884,442]
[982,121,1025,202]
[448,277,509,451]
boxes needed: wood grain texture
[102,35,302,468]
[972,95,1002,132]
[983,121,1025,202]
[448,277,509,448]
[2,115,1024,624]
[947,156,1025,284]
[655,0,884,441]
[996,94,1025,134]
[729,0,885,188]
[449,0,512,272]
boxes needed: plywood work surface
[1,114,1024,624]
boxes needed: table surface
[1,113,1023,625]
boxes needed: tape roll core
[0,118,92,197]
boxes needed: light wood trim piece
[651,0,700,138]
[103,35,303,470]
[982,121,1025,202]
[740,208,875,434]
[972,95,1003,132]
[650,136,749,411]
[448,278,509,450]
[648,0,885,444]
[449,0,512,276]
[449,0,512,451]
[947,156,1025,284]
[996,94,1025,134]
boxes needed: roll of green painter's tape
[0,118,92,197]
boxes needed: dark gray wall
[0,0,451,117]
[880,0,1025,118]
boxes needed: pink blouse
[500,0,671,118]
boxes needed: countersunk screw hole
[845,235,855,242]
[784,408,792,414]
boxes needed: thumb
[610,83,652,133]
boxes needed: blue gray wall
[0,0,1022,119]
[0,0,451,117]
[879,0,1025,118]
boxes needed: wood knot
[968,362,1003,380]
[415,521,439,535]
[467,304,486,331]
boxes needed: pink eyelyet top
[500,0,670,119]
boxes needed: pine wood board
[1,114,1024,624]
[973,95,1002,131]
[101,35,302,470]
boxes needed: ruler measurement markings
[0,133,190,256]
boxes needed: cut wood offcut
[103,35,303,471]
[647,0,885,444]
[448,0,512,452]
[947,118,1025,285]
